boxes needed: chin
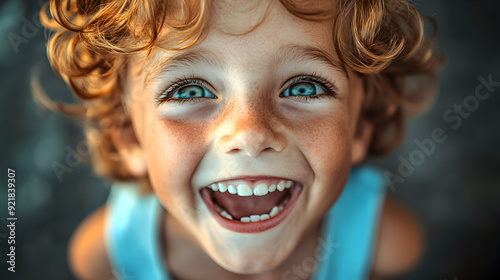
[200,228,299,275]
[213,250,287,275]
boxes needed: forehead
[210,0,335,31]
[210,0,271,34]
[207,0,336,54]
[133,0,344,83]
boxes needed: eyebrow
[144,44,348,86]
[144,48,225,87]
[275,44,349,79]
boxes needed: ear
[351,117,373,165]
[109,122,148,178]
[350,72,375,166]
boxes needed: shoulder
[68,205,114,280]
[372,196,424,278]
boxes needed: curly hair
[37,0,445,187]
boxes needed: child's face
[124,0,369,274]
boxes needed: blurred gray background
[0,0,499,279]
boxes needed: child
[39,0,444,279]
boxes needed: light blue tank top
[106,166,386,280]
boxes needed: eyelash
[281,74,338,100]
[156,78,212,105]
[156,74,338,104]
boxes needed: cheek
[297,111,352,178]
[143,117,209,205]
[293,109,353,218]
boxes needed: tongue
[213,190,288,220]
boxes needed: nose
[216,103,287,158]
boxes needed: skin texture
[68,1,423,279]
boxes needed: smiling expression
[122,0,370,274]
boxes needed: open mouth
[200,179,303,233]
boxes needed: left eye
[282,82,325,97]
[171,85,215,99]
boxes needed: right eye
[171,85,216,99]
[158,79,216,104]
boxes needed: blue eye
[282,82,325,97]
[172,85,215,99]
[158,80,217,104]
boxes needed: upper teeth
[207,180,294,196]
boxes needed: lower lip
[201,184,303,233]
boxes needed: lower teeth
[220,210,233,220]
[214,196,290,223]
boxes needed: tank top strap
[105,182,171,280]
[312,165,386,280]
